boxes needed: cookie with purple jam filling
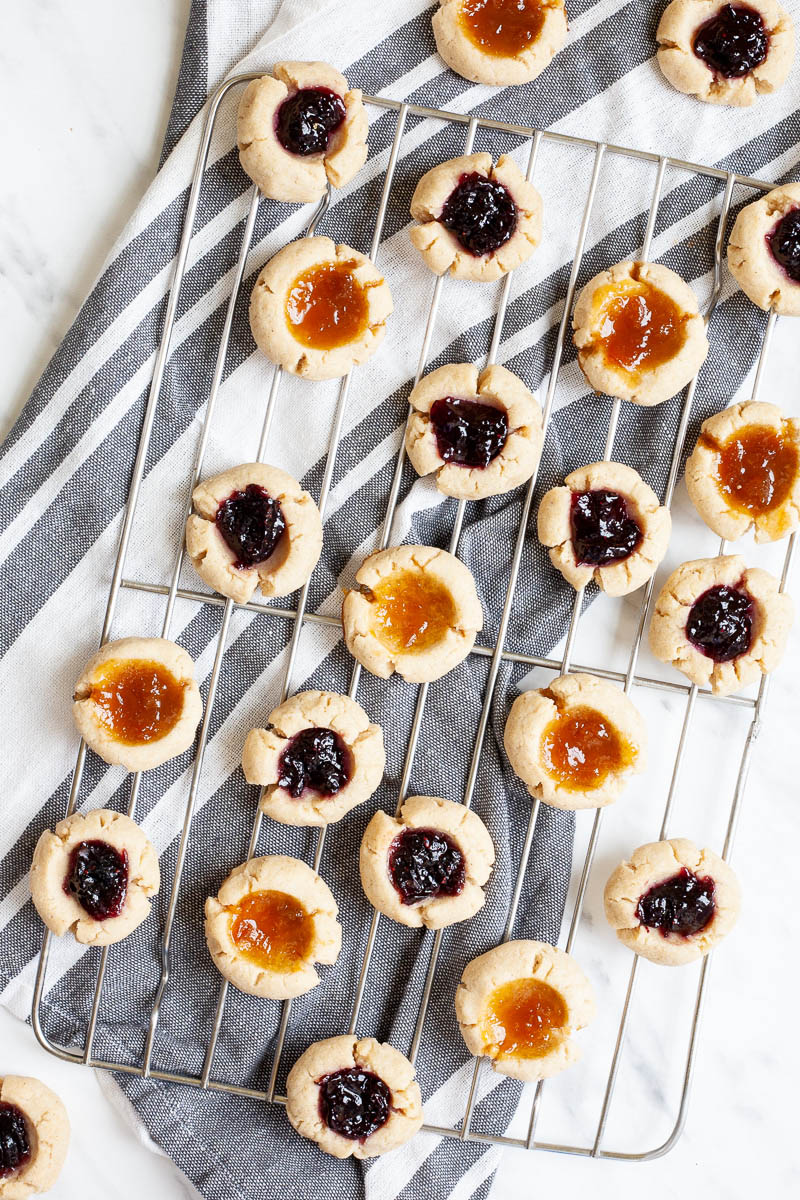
[0,1076,70,1198]
[728,182,800,316]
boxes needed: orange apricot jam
[90,659,185,745]
[285,261,369,350]
[710,424,798,517]
[484,978,568,1059]
[369,569,457,655]
[459,0,548,58]
[593,278,687,377]
[229,889,314,972]
[541,704,634,791]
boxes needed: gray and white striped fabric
[2,2,799,1197]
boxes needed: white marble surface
[1,3,798,1198]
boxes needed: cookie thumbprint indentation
[275,87,346,156]
[768,208,800,282]
[388,827,466,905]
[686,584,754,662]
[431,396,509,468]
[715,424,799,516]
[570,489,643,566]
[318,1069,392,1141]
[216,484,286,569]
[0,1102,31,1180]
[440,172,518,257]
[693,4,769,78]
[596,280,687,375]
[278,727,352,798]
[541,705,633,792]
[229,890,314,972]
[484,978,568,1058]
[459,0,547,58]
[636,867,716,937]
[370,570,457,654]
[64,839,129,921]
[285,261,370,350]
[89,659,186,745]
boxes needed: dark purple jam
[388,827,465,906]
[570,489,643,567]
[430,396,509,469]
[64,839,129,921]
[636,867,716,938]
[0,1103,30,1180]
[440,172,518,257]
[318,1068,391,1141]
[276,87,346,156]
[277,727,352,798]
[215,484,286,569]
[686,584,753,662]
[693,4,769,77]
[768,208,800,283]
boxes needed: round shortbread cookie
[727,183,800,315]
[432,0,568,86]
[0,1075,70,1199]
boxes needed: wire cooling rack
[31,74,797,1162]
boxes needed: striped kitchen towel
[1,2,798,1198]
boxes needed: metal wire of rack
[31,74,797,1163]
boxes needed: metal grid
[31,74,796,1162]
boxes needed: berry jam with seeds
[278,727,352,798]
[275,87,346,156]
[388,827,465,905]
[686,584,753,662]
[216,484,286,569]
[430,396,509,469]
[693,4,769,77]
[637,868,716,938]
[570,489,643,567]
[440,172,518,257]
[768,208,800,282]
[318,1068,391,1141]
[64,839,129,921]
[0,1102,30,1180]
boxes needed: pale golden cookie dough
[72,637,202,772]
[185,462,323,604]
[405,362,543,499]
[455,940,595,1081]
[537,461,672,596]
[0,1076,70,1199]
[433,0,568,85]
[685,402,800,543]
[286,1035,423,1158]
[657,0,794,106]
[204,855,341,1000]
[648,554,793,695]
[503,672,646,810]
[409,153,542,282]
[237,61,368,202]
[604,838,741,966]
[249,236,392,380]
[242,690,385,826]
[572,261,708,406]
[359,796,495,929]
[30,809,160,948]
[342,544,483,683]
[728,183,800,315]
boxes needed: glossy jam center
[637,867,716,938]
[64,839,129,921]
[278,727,352,798]
[369,569,457,655]
[458,0,547,58]
[0,1102,31,1181]
[216,484,286,568]
[594,279,687,376]
[570,489,643,566]
[693,4,768,78]
[440,172,518,257]
[388,827,466,905]
[484,978,568,1059]
[768,208,800,283]
[90,659,185,745]
[686,584,753,663]
[318,1069,391,1141]
[275,87,346,156]
[229,889,314,972]
[541,704,633,792]
[711,424,798,516]
[430,396,509,469]
[285,261,369,350]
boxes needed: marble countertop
[1,4,797,1199]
